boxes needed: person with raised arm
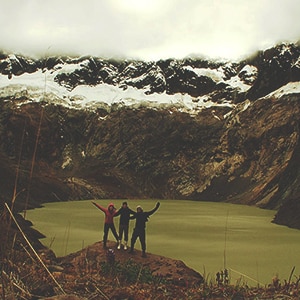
[129,202,160,258]
[92,201,119,249]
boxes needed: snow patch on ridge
[0,70,234,113]
[183,66,225,82]
[266,81,300,98]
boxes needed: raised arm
[91,201,105,212]
[147,202,160,216]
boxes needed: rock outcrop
[0,237,204,300]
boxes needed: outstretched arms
[147,202,160,216]
[91,201,105,212]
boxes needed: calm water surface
[26,199,300,286]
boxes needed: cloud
[0,0,299,60]
[256,0,300,47]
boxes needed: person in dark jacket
[115,201,135,250]
[129,202,160,258]
[92,201,119,248]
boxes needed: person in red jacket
[92,201,119,248]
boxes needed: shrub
[100,258,156,284]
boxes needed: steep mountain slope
[0,42,300,229]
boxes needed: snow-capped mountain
[1,42,300,229]
[1,42,300,114]
[1,42,300,115]
[0,51,254,112]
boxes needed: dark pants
[119,224,129,241]
[130,228,146,252]
[103,223,119,245]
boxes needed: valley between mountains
[1,41,300,299]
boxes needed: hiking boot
[117,240,121,250]
[142,251,147,258]
[124,241,128,250]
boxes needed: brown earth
[55,241,204,298]
[3,243,300,300]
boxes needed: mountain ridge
[0,42,300,229]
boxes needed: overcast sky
[1,0,300,61]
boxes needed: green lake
[26,199,300,286]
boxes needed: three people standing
[92,200,160,257]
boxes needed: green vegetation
[101,256,160,285]
[26,199,300,286]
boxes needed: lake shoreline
[26,199,300,286]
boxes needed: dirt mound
[3,235,300,299]
[35,241,204,299]
[1,234,204,299]
[58,240,203,286]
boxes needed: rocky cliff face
[0,42,300,228]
